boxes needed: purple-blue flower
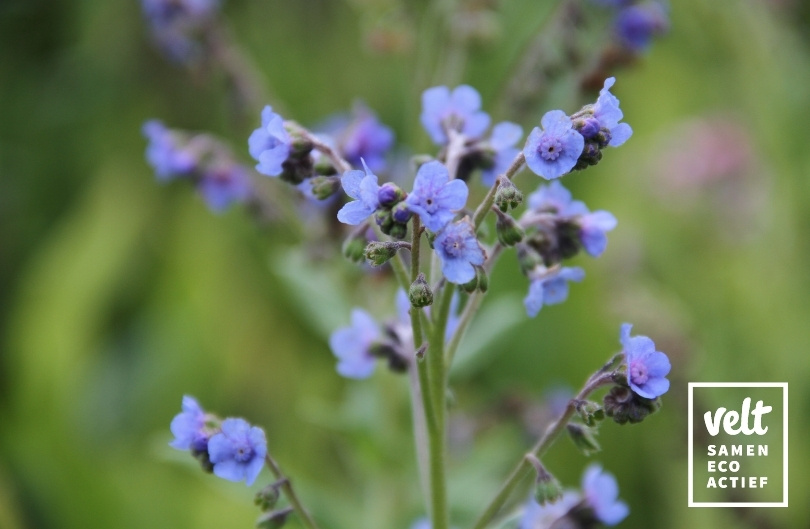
[143,120,198,180]
[141,0,220,63]
[405,161,468,232]
[170,395,209,452]
[249,106,292,177]
[614,2,669,53]
[433,218,486,284]
[523,266,585,317]
[582,464,629,526]
[482,122,524,186]
[593,78,633,147]
[197,163,253,212]
[527,181,617,257]
[620,323,671,399]
[523,110,585,180]
[420,85,491,145]
[339,106,395,172]
[519,491,581,529]
[207,418,267,486]
[329,309,381,379]
[337,161,381,225]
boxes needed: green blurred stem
[470,372,615,529]
[473,153,525,230]
[264,454,321,529]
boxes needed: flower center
[538,136,563,161]
[442,234,464,257]
[233,443,254,463]
[629,360,648,385]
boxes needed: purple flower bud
[577,117,602,139]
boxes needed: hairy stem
[470,372,615,529]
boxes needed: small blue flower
[620,324,671,399]
[337,161,381,225]
[420,85,491,145]
[579,210,618,257]
[405,161,468,232]
[519,491,581,529]
[593,78,633,147]
[142,120,198,180]
[523,266,585,317]
[329,309,382,379]
[248,106,292,177]
[614,2,669,53]
[523,110,585,180]
[582,464,629,526]
[207,418,267,486]
[197,163,253,212]
[170,395,209,452]
[482,122,524,186]
[434,218,486,284]
[340,105,395,173]
[527,179,578,214]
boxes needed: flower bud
[378,182,407,207]
[254,481,283,512]
[375,209,395,234]
[516,243,544,275]
[603,385,662,425]
[475,266,488,293]
[308,175,341,200]
[255,507,293,529]
[494,208,524,246]
[389,222,408,240]
[342,232,368,263]
[526,455,563,506]
[313,158,338,176]
[391,202,413,224]
[364,241,401,266]
[567,423,601,456]
[494,178,523,212]
[409,273,434,308]
[575,400,605,427]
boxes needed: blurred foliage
[1,0,810,528]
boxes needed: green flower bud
[342,232,368,263]
[254,481,283,512]
[603,385,662,425]
[255,507,293,529]
[308,175,341,200]
[313,158,338,176]
[567,423,601,456]
[526,455,563,506]
[494,178,523,212]
[494,208,524,246]
[409,273,434,308]
[365,242,396,267]
[389,222,408,240]
[476,266,488,293]
[575,400,605,427]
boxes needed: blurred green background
[1,0,809,528]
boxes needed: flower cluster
[520,464,628,528]
[141,0,220,63]
[170,396,267,486]
[143,120,253,212]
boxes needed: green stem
[264,454,321,529]
[470,373,614,529]
[472,153,525,230]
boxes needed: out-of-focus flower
[420,85,490,145]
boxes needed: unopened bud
[575,400,605,427]
[603,385,662,425]
[343,231,368,263]
[364,241,403,267]
[567,423,601,456]
[526,455,563,506]
[475,266,488,293]
[308,175,341,200]
[516,243,544,275]
[375,209,394,234]
[378,182,407,207]
[494,178,523,212]
[255,507,293,529]
[391,202,413,224]
[254,480,283,512]
[493,208,524,246]
[389,222,408,240]
[409,273,434,308]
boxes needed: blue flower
[582,464,629,526]
[434,218,486,284]
[482,122,524,186]
[523,266,585,317]
[519,491,581,529]
[249,106,292,177]
[329,309,381,379]
[207,418,267,486]
[614,2,669,53]
[337,161,381,225]
[420,85,491,145]
[197,163,253,212]
[405,161,468,232]
[142,120,198,180]
[170,395,210,452]
[339,105,395,173]
[593,78,633,147]
[578,210,617,257]
[523,111,585,180]
[141,0,220,63]
[527,181,617,257]
[620,324,671,399]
